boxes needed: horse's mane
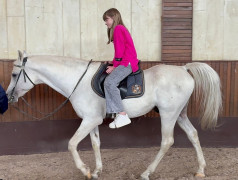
[28,55,92,69]
[29,55,89,63]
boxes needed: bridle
[8,57,92,120]
[8,57,35,103]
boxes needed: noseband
[9,57,35,102]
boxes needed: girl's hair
[103,8,126,44]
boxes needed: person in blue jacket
[0,84,8,114]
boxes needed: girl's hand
[106,66,115,74]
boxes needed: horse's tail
[185,62,222,130]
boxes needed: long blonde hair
[103,8,126,44]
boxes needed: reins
[9,57,35,103]
[10,58,92,121]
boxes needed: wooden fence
[162,0,193,61]
[0,60,237,122]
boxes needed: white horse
[6,51,222,180]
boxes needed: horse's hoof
[85,172,92,180]
[195,173,205,178]
[141,171,150,180]
[140,175,149,180]
[92,168,102,179]
[91,173,99,179]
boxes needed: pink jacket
[112,25,139,72]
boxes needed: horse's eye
[12,73,17,78]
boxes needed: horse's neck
[29,56,91,97]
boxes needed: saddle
[91,63,144,99]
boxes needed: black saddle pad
[91,63,145,99]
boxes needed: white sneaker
[109,114,131,128]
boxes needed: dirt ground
[0,147,237,180]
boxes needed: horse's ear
[23,50,27,58]
[18,50,22,61]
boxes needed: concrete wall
[0,0,162,61]
[193,0,238,60]
[1,0,238,61]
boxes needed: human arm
[112,26,125,67]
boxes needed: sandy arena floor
[0,147,237,180]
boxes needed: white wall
[1,0,237,61]
[0,0,162,61]
[193,0,238,60]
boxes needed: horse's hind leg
[177,105,206,177]
[90,126,102,179]
[140,110,179,180]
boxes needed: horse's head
[6,50,35,103]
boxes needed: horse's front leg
[90,126,102,179]
[68,117,102,179]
